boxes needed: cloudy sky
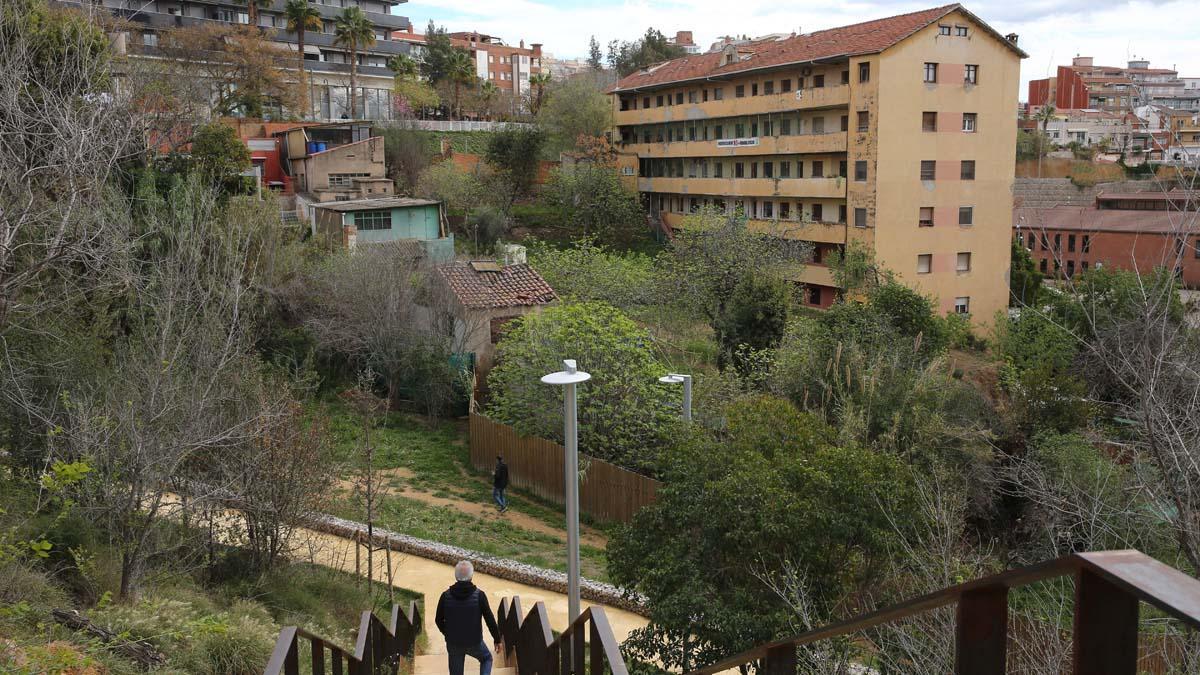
[399,0,1199,100]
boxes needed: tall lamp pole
[658,373,693,422]
[541,359,591,621]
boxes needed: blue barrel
[307,141,319,154]
[316,142,328,152]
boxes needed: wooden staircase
[263,600,421,675]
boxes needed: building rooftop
[1014,206,1199,234]
[611,3,1025,93]
[314,197,440,212]
[439,261,558,309]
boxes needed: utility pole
[541,359,591,622]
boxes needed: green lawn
[316,397,612,582]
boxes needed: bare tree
[48,178,270,600]
[0,1,140,330]
[291,245,480,417]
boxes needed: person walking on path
[435,561,501,675]
[492,456,509,513]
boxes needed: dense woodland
[5,0,1200,673]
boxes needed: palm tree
[528,72,551,116]
[284,0,321,115]
[1034,104,1057,177]
[388,53,419,79]
[479,80,499,120]
[446,49,475,119]
[334,6,375,119]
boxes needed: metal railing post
[1074,568,1138,674]
[955,586,1008,675]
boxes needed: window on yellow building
[857,111,869,131]
[920,160,936,180]
[924,62,938,83]
[919,207,934,227]
[965,64,978,85]
[917,254,932,273]
[922,111,937,132]
[957,252,971,272]
[859,62,870,82]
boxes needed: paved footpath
[292,525,648,667]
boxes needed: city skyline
[402,0,1200,99]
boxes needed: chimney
[1072,56,1093,67]
[675,30,693,46]
[1005,33,1018,45]
[519,39,524,49]
[531,43,542,57]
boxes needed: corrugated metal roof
[313,197,440,212]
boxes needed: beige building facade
[611,4,1024,326]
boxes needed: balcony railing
[615,85,850,126]
[636,176,846,199]
[621,131,847,158]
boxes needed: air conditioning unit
[795,89,804,100]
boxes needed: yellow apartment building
[609,4,1025,326]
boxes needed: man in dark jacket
[435,561,501,675]
[493,456,509,513]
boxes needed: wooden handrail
[686,549,1200,675]
[263,599,422,675]
[497,596,628,675]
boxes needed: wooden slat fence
[469,413,660,523]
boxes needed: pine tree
[587,35,602,69]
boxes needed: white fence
[380,120,535,132]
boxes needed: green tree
[485,302,675,472]
[527,239,658,310]
[609,395,915,669]
[484,127,546,208]
[419,21,455,85]
[1010,237,1043,306]
[389,54,439,116]
[538,71,612,152]
[587,36,603,69]
[334,7,375,119]
[539,164,642,244]
[190,122,251,188]
[284,0,321,107]
[659,207,806,370]
[607,28,686,77]
[716,274,789,373]
[446,48,477,118]
[528,72,552,115]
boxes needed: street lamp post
[541,359,591,622]
[658,373,693,422]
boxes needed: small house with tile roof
[438,259,558,377]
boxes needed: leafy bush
[527,239,658,309]
[486,302,676,473]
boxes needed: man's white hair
[455,560,474,582]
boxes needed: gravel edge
[304,512,650,617]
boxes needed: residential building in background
[1028,56,1199,112]
[543,54,594,79]
[1014,190,1200,287]
[1035,109,1152,152]
[65,0,416,121]
[610,4,1024,326]
[449,32,543,96]
[668,31,701,55]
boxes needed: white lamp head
[541,359,592,385]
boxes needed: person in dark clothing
[435,561,501,675]
[493,456,509,512]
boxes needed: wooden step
[414,653,515,675]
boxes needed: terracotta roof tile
[439,261,558,309]
[611,4,1024,93]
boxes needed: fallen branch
[51,608,167,669]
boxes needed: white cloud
[400,0,1200,98]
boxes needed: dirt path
[336,468,609,548]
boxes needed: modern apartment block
[1029,57,1200,113]
[610,4,1024,325]
[68,0,415,121]
[448,32,543,96]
